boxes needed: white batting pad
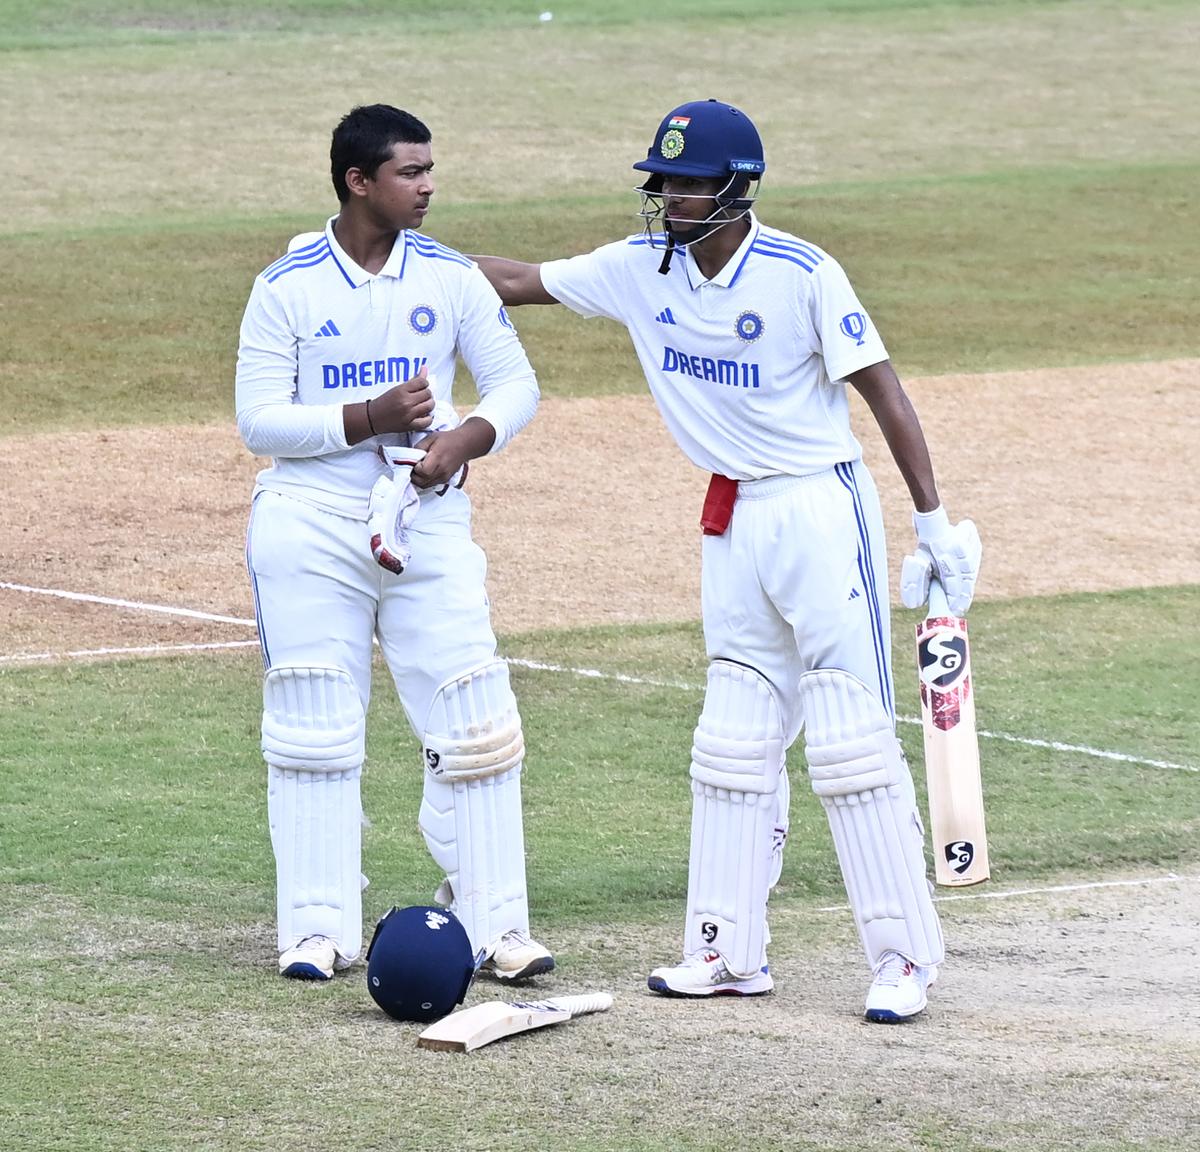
[770,762,790,889]
[800,668,944,968]
[685,661,786,977]
[262,664,366,771]
[422,658,524,780]
[262,666,367,959]
[418,660,530,954]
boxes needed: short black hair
[330,104,432,203]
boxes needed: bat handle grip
[547,992,614,1017]
[927,576,951,618]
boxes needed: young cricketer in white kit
[474,99,982,1022]
[236,104,553,984]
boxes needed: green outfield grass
[3,161,1197,434]
[2,588,1198,1151]
[3,1,1199,1148]
[6,590,1196,921]
[3,0,1197,431]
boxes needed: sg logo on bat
[945,840,976,874]
[918,631,968,690]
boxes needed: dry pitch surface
[4,359,1198,650]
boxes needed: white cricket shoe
[647,950,773,998]
[479,930,556,981]
[864,950,938,1022]
[278,935,353,981]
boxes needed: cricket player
[235,104,553,983]
[473,99,981,1021]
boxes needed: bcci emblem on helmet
[660,129,686,159]
[634,98,765,183]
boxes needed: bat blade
[415,992,613,1053]
[916,580,990,886]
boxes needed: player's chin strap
[657,234,676,275]
[636,185,757,275]
[652,215,742,275]
[656,213,747,273]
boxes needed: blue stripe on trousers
[835,461,892,718]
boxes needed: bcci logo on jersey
[409,305,437,334]
[734,311,764,343]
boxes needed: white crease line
[4,583,1195,773]
[505,656,697,692]
[816,872,1195,914]
[0,640,259,664]
[0,581,254,626]
[951,725,1196,772]
[507,657,1198,773]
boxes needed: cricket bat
[415,992,614,1053]
[916,577,990,886]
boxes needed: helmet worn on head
[366,905,477,1023]
[633,98,765,183]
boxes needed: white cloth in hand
[368,447,426,575]
[424,399,460,437]
[911,506,982,616]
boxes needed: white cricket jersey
[540,213,888,480]
[236,217,538,518]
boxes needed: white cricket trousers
[700,459,895,742]
[246,487,500,725]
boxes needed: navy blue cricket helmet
[366,905,477,1023]
[633,98,765,190]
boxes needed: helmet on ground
[366,905,477,1023]
[633,98,765,189]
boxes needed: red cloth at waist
[701,473,738,536]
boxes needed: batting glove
[911,506,982,616]
[899,551,934,611]
[368,447,425,575]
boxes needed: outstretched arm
[848,359,939,513]
[849,359,982,614]
[472,255,560,306]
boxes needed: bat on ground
[916,577,990,886]
[416,992,614,1053]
